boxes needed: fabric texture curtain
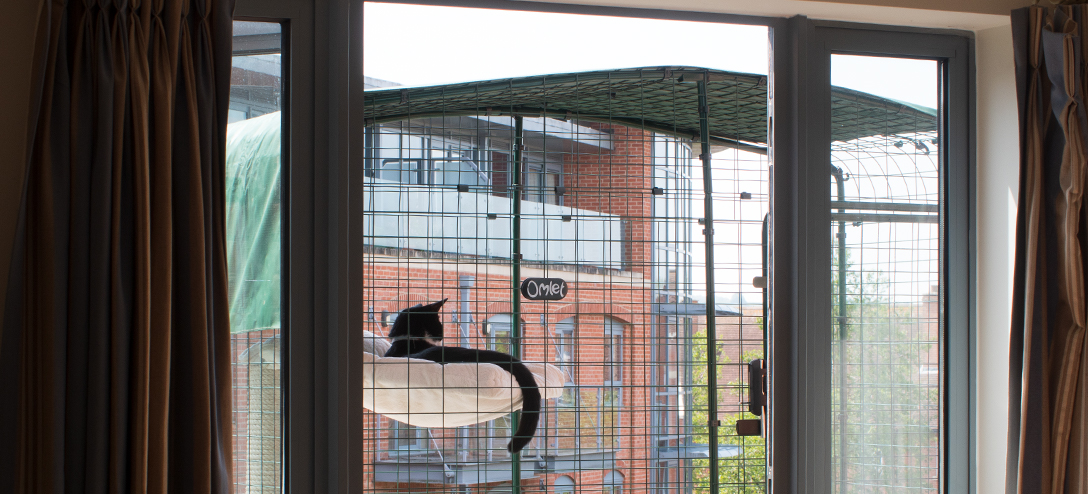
[1009,5,1088,494]
[0,0,235,492]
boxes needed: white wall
[975,22,1017,489]
[524,0,1011,31]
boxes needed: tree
[691,328,766,493]
[685,249,939,493]
[831,252,939,493]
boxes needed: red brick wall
[564,124,655,277]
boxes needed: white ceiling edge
[513,0,1011,32]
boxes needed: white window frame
[555,317,577,407]
[603,317,623,407]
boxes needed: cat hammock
[362,330,567,428]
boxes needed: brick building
[225,65,941,493]
[357,107,728,493]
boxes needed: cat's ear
[435,298,448,308]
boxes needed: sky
[363,3,767,83]
[363,2,940,304]
[363,3,936,108]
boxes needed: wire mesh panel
[704,146,770,493]
[360,67,770,493]
[828,55,941,493]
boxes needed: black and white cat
[384,298,541,454]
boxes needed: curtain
[1010,6,1088,494]
[0,0,235,492]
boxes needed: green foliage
[831,251,939,491]
[689,327,767,493]
[678,250,937,492]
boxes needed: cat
[383,298,541,454]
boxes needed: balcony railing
[362,178,624,269]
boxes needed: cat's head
[387,298,447,343]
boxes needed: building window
[485,314,518,356]
[523,154,562,205]
[366,128,488,188]
[388,420,427,453]
[555,317,577,406]
[603,317,623,406]
[485,314,523,454]
[554,475,576,494]
[604,470,625,494]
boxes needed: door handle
[748,358,766,416]
[737,358,766,437]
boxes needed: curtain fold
[1010,6,1088,494]
[0,0,235,491]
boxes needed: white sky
[364,3,936,108]
[364,3,769,84]
[363,3,940,304]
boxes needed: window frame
[385,420,430,454]
[555,317,578,407]
[603,470,625,494]
[769,21,975,494]
[602,317,624,407]
[553,475,576,494]
[229,0,977,491]
[522,153,563,205]
[234,0,368,491]
[485,313,519,454]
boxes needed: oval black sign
[520,278,568,301]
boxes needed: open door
[766,22,973,494]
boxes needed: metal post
[697,77,721,491]
[510,115,524,492]
[832,167,848,492]
[459,275,475,462]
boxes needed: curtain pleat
[1010,6,1088,494]
[0,0,235,491]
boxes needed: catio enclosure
[225,60,942,492]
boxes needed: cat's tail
[493,361,541,454]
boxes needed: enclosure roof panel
[363,67,937,148]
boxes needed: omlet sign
[520,278,568,301]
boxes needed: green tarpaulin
[226,111,282,334]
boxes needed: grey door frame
[233,0,365,491]
[769,19,975,494]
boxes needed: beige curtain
[1010,6,1088,494]
[0,0,235,492]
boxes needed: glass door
[765,25,972,494]
[827,54,941,492]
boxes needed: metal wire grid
[829,129,941,493]
[359,77,769,493]
[231,330,283,494]
[362,67,934,151]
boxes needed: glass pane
[829,55,940,493]
[379,159,417,184]
[525,164,541,201]
[227,20,283,494]
[361,4,770,492]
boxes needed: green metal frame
[363,67,936,152]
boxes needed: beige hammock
[362,330,567,428]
